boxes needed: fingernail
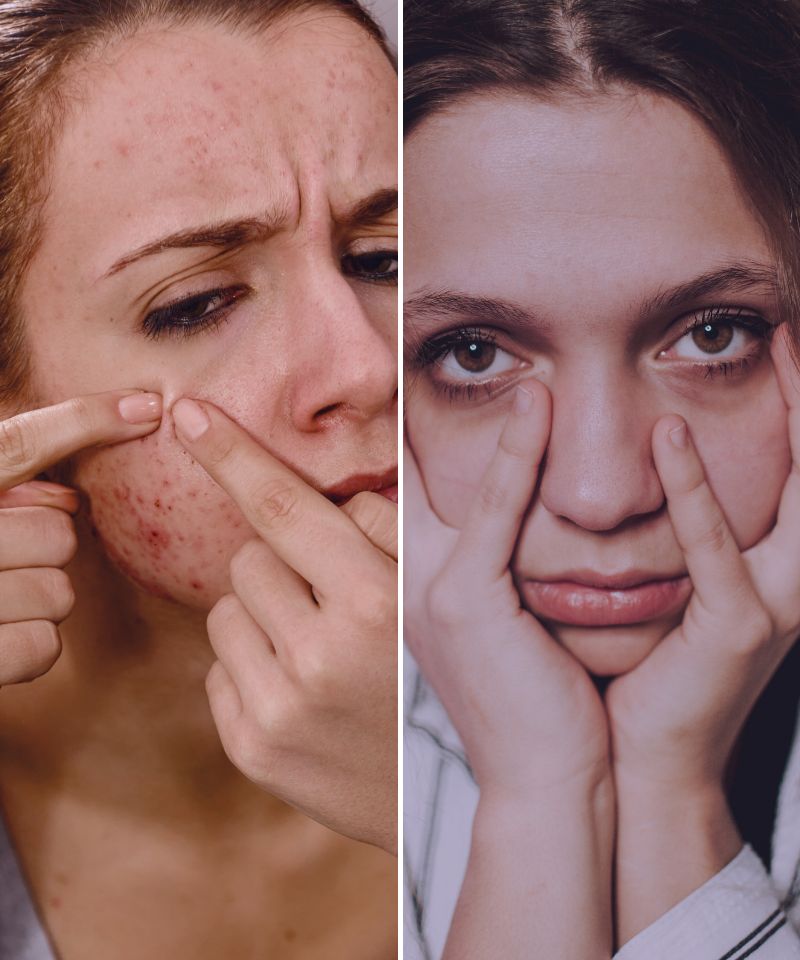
[173,398,210,441]
[669,421,688,449]
[118,393,162,424]
[514,385,534,414]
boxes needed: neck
[0,514,276,823]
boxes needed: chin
[547,621,673,677]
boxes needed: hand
[608,325,800,791]
[406,380,614,959]
[405,380,609,795]
[172,398,397,853]
[0,391,162,686]
[608,325,800,941]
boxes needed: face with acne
[19,12,397,608]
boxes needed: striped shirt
[404,650,800,959]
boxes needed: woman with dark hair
[404,1,800,956]
[0,1,398,956]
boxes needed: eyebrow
[641,262,779,315]
[103,187,398,279]
[404,291,540,348]
[404,261,780,347]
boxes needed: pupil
[691,321,733,354]
[455,340,496,372]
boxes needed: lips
[520,572,692,627]
[323,468,398,505]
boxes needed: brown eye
[691,322,734,354]
[453,340,497,372]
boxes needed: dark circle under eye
[453,340,497,372]
[691,322,733,354]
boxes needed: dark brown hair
[0,0,392,402]
[405,0,800,350]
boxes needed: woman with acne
[404,0,800,957]
[0,1,397,958]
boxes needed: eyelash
[413,309,775,401]
[677,306,774,379]
[142,285,248,341]
[342,249,398,284]
[141,250,397,342]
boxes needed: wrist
[615,776,742,945]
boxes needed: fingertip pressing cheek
[75,414,252,609]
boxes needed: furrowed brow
[102,208,291,279]
[337,187,397,228]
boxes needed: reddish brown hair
[0,0,392,402]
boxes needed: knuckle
[427,573,466,627]
[207,593,241,639]
[0,416,32,474]
[353,580,395,629]
[692,515,729,555]
[228,539,264,590]
[250,479,299,531]
[3,621,62,681]
[205,435,238,469]
[45,511,78,565]
[739,605,774,651]
[44,568,75,622]
[66,396,95,436]
[477,481,508,515]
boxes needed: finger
[0,481,80,514]
[0,620,61,685]
[207,593,279,705]
[339,491,397,559]
[0,507,77,570]
[457,380,551,577]
[229,539,315,649]
[205,659,244,731]
[172,398,383,597]
[0,391,162,490]
[0,568,75,623]
[652,415,755,617]
[763,324,800,564]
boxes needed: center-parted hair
[405,0,800,348]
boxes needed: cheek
[408,400,509,527]
[690,399,791,548]
[75,423,252,608]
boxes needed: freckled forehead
[42,15,395,257]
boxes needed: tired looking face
[405,91,790,676]
[19,12,398,608]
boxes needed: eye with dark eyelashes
[141,285,249,340]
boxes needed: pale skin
[405,89,798,952]
[0,12,396,960]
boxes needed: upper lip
[323,467,397,503]
[527,569,688,590]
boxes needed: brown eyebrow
[641,262,779,315]
[102,187,397,279]
[404,290,541,350]
[337,187,397,228]
[102,210,290,278]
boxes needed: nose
[538,369,664,531]
[287,266,397,430]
